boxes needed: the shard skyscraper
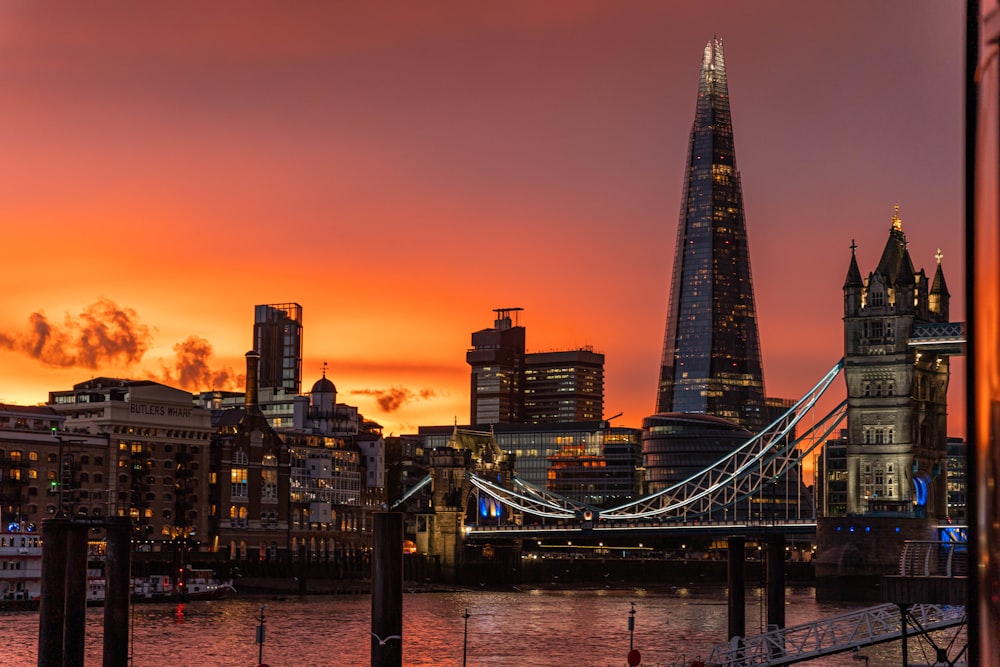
[655,38,766,431]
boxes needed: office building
[418,421,641,494]
[524,349,604,423]
[655,38,767,432]
[467,307,526,424]
[467,308,605,425]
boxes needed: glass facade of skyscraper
[655,38,766,432]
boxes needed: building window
[231,468,248,498]
[261,454,277,502]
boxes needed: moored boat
[0,528,42,609]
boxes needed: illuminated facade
[419,421,641,492]
[47,378,213,542]
[467,308,606,425]
[842,208,951,518]
[467,307,526,424]
[253,303,303,428]
[524,349,604,423]
[0,404,107,532]
[546,432,640,506]
[655,38,767,431]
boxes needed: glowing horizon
[0,2,967,450]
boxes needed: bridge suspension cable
[466,472,591,519]
[597,359,845,521]
[402,359,846,526]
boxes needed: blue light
[895,527,901,533]
[849,526,855,533]
[914,475,929,506]
[865,526,871,533]
[836,526,841,532]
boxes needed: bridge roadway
[466,520,962,543]
[465,518,819,541]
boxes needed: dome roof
[311,376,336,394]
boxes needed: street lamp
[462,609,470,667]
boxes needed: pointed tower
[655,38,766,430]
[841,205,950,518]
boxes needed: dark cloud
[351,386,436,413]
[159,336,244,392]
[0,299,151,368]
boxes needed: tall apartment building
[253,303,303,428]
[467,308,605,425]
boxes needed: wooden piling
[371,512,403,667]
[766,533,786,630]
[63,523,89,667]
[103,517,132,667]
[727,536,746,643]
[38,517,70,667]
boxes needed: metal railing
[706,603,966,667]
[897,540,968,577]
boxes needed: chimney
[245,350,260,407]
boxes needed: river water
[1,586,958,666]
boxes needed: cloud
[350,386,437,413]
[158,336,244,392]
[0,299,151,368]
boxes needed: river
[1,586,958,666]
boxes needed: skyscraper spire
[655,38,766,430]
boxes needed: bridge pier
[727,536,745,643]
[814,516,935,601]
[766,533,785,631]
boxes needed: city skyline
[0,2,965,439]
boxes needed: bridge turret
[844,240,864,317]
[417,428,515,580]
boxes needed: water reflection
[0,586,960,666]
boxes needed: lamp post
[256,605,267,666]
[462,609,470,667]
[628,602,635,650]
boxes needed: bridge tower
[414,427,515,579]
[817,206,958,600]
[842,206,951,519]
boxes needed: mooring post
[38,517,71,667]
[727,536,746,644]
[371,512,403,667]
[103,516,132,667]
[63,522,89,667]
[899,603,910,667]
[766,533,786,630]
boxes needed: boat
[2,528,234,606]
[88,567,236,603]
[132,567,236,602]
[0,529,42,609]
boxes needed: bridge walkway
[703,603,965,667]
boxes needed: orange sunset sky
[0,1,966,442]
